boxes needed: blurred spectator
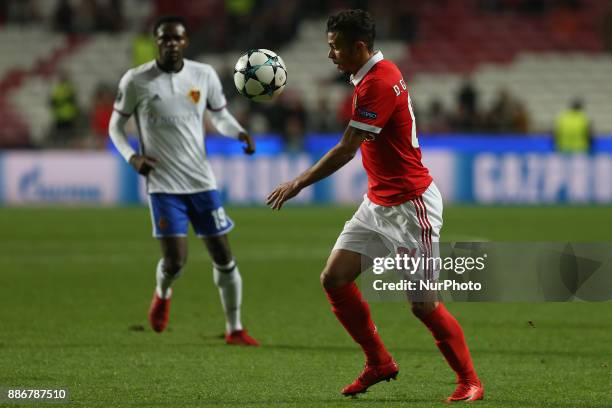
[132,25,157,67]
[550,1,580,46]
[479,0,549,14]
[253,1,300,51]
[554,99,592,153]
[372,1,418,41]
[49,72,79,147]
[95,0,124,32]
[452,78,480,131]
[420,99,450,133]
[478,0,503,12]
[73,0,96,33]
[603,6,612,52]
[53,0,74,33]
[0,1,6,24]
[0,100,31,148]
[217,63,237,100]
[458,78,478,118]
[520,0,548,15]
[513,99,530,133]
[54,0,123,34]
[5,0,39,24]
[267,90,307,151]
[391,2,418,42]
[224,0,256,49]
[310,91,342,133]
[487,88,515,132]
[90,84,115,149]
[449,104,479,132]
[485,87,529,133]
[337,92,353,127]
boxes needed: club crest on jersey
[158,217,169,230]
[188,88,201,104]
[357,107,377,120]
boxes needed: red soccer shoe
[225,330,260,346]
[148,291,171,333]
[341,359,399,396]
[447,379,484,402]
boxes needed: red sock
[415,303,478,383]
[325,282,391,365]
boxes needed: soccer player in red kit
[267,9,484,402]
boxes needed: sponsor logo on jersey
[145,113,198,125]
[357,107,378,120]
[188,88,201,104]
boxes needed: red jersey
[349,52,432,206]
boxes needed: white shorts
[333,182,443,280]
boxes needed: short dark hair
[153,15,188,36]
[327,9,375,52]
[571,98,584,110]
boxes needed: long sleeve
[108,110,136,162]
[208,107,246,139]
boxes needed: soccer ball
[233,49,287,102]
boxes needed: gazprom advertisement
[468,153,612,204]
[1,152,119,205]
[0,150,611,205]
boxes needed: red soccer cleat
[225,330,260,346]
[341,359,399,396]
[148,291,171,333]
[447,379,484,402]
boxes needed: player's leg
[411,300,482,402]
[321,249,392,367]
[156,236,188,299]
[324,214,398,396]
[406,183,483,401]
[147,194,190,333]
[189,190,258,346]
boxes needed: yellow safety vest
[226,0,255,16]
[555,110,590,152]
[51,83,78,122]
[132,36,157,67]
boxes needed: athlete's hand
[267,180,302,210]
[238,132,256,155]
[129,154,157,175]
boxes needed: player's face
[327,31,358,74]
[156,23,188,64]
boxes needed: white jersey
[114,59,226,194]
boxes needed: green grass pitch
[1,206,611,407]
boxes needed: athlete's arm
[108,110,157,175]
[208,107,255,155]
[266,125,369,210]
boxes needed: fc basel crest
[188,88,201,104]
[158,217,169,230]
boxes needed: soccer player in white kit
[108,16,259,346]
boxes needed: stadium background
[1,1,611,407]
[1,0,611,205]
